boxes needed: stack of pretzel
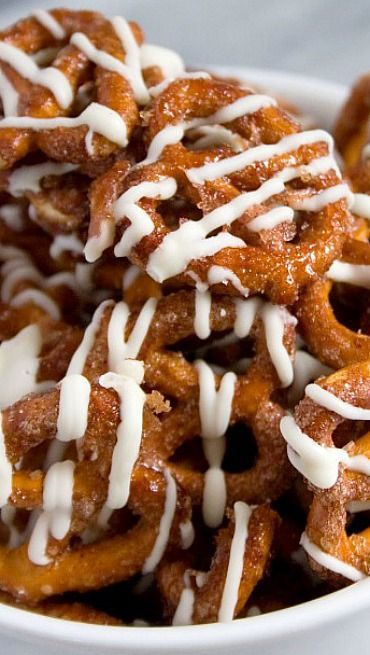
[0,6,368,628]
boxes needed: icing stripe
[218,501,252,622]
[142,469,177,573]
[305,384,370,420]
[300,532,365,582]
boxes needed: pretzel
[0,10,147,167]
[280,361,370,585]
[296,237,370,369]
[157,503,278,624]
[334,74,370,167]
[86,79,353,304]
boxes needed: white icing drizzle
[347,501,370,513]
[0,103,128,151]
[0,69,19,116]
[32,9,66,39]
[0,413,12,507]
[179,519,195,549]
[122,264,141,290]
[260,303,295,388]
[194,288,211,339]
[0,204,24,231]
[280,415,370,489]
[70,29,149,105]
[291,184,352,212]
[142,94,276,166]
[140,43,184,79]
[0,324,53,409]
[49,233,84,260]
[172,571,195,626]
[84,177,176,263]
[113,178,177,258]
[67,300,113,375]
[305,384,370,420]
[0,41,72,109]
[195,360,236,527]
[351,192,370,219]
[207,265,249,297]
[218,501,252,622]
[247,206,295,232]
[142,468,177,574]
[189,125,246,152]
[107,298,157,371]
[28,460,75,565]
[327,260,370,290]
[99,370,146,510]
[10,288,60,320]
[233,297,262,338]
[9,162,78,197]
[289,350,331,406]
[147,179,282,283]
[186,129,334,184]
[300,532,365,582]
[56,374,91,442]
[233,297,295,387]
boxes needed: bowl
[0,67,368,655]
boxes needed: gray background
[0,0,368,85]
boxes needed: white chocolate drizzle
[305,384,370,420]
[233,297,295,387]
[32,9,66,39]
[9,162,78,197]
[0,103,128,152]
[50,233,84,260]
[327,260,370,290]
[28,460,75,565]
[70,29,149,105]
[0,69,19,116]
[289,350,331,406]
[218,501,252,622]
[142,468,177,574]
[186,129,334,184]
[300,532,365,582]
[0,413,12,507]
[0,204,25,231]
[0,324,53,409]
[0,41,72,109]
[280,415,370,489]
[194,288,211,339]
[351,192,370,220]
[208,265,249,297]
[172,571,195,626]
[195,360,236,527]
[56,374,91,442]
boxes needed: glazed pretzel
[296,237,370,369]
[157,503,278,624]
[86,80,352,304]
[334,74,370,167]
[0,10,146,167]
[119,290,296,511]
[280,362,370,584]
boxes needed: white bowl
[1,68,368,655]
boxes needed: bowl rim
[0,66,364,651]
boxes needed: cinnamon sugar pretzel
[0,3,367,630]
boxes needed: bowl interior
[0,67,365,654]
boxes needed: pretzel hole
[346,510,370,535]
[170,438,208,472]
[222,422,258,473]
[177,334,255,370]
[329,283,369,333]
[332,420,369,448]
[157,197,202,229]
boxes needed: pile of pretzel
[0,6,368,628]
